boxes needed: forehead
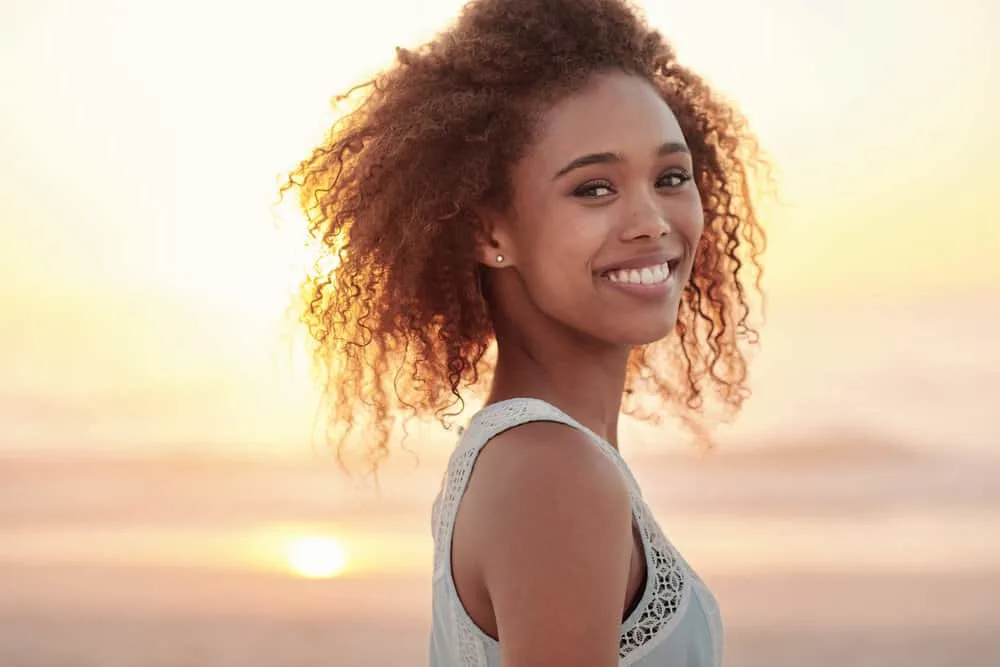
[525,71,686,168]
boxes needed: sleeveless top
[428,397,724,667]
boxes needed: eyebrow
[552,141,690,180]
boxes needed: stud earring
[496,254,504,264]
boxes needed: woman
[284,0,766,664]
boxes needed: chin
[613,313,679,346]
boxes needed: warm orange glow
[0,2,998,609]
[1,0,997,457]
[0,8,998,667]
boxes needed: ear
[474,209,515,268]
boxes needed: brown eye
[573,181,615,198]
[657,169,692,189]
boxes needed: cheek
[518,217,606,300]
[691,211,706,242]
[671,192,705,245]
[521,204,609,269]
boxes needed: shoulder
[460,421,633,665]
[462,420,632,540]
[466,419,633,570]
[471,420,627,502]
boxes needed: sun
[285,536,350,578]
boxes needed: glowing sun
[285,536,350,578]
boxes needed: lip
[593,249,684,275]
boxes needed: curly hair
[281,0,767,473]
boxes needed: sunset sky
[1,0,998,457]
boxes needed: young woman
[284,0,766,664]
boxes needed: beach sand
[2,563,998,666]
[2,433,998,666]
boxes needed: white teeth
[606,261,671,285]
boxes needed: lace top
[428,398,724,667]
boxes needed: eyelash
[573,169,692,198]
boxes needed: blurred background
[2,0,999,665]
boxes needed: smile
[603,261,672,286]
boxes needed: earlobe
[474,210,514,267]
[475,243,511,267]
[474,238,508,266]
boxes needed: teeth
[607,262,670,285]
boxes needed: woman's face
[489,70,704,346]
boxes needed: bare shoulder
[461,421,633,667]
[470,420,627,508]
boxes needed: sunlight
[285,535,351,579]
[1,0,998,459]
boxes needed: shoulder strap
[494,398,643,491]
[463,397,588,449]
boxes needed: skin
[477,69,705,446]
[453,71,706,666]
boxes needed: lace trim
[433,443,480,574]
[431,398,691,665]
[619,502,688,664]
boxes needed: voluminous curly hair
[282,0,767,473]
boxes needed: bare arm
[465,422,633,667]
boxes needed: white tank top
[428,397,724,666]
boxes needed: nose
[621,196,671,241]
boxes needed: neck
[487,315,630,449]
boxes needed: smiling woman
[281,0,768,665]
[1,0,999,665]
[283,6,767,476]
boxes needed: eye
[573,180,616,198]
[657,169,693,189]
